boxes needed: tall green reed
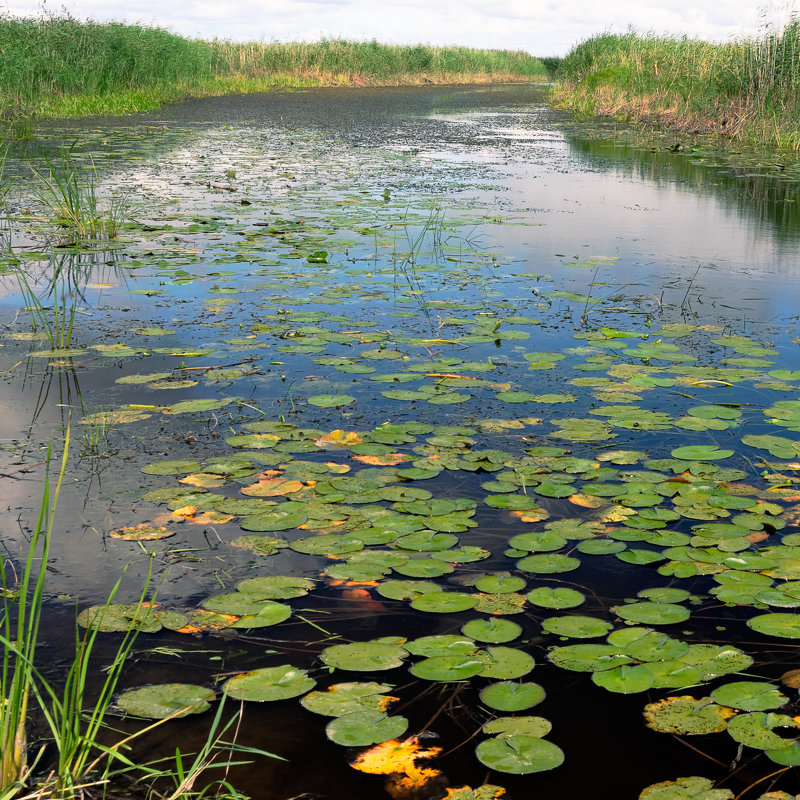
[0,432,70,798]
[32,147,112,241]
[0,12,546,119]
[555,18,800,147]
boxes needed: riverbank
[0,15,546,128]
[551,26,800,150]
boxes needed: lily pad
[475,735,564,774]
[410,655,484,682]
[541,615,613,639]
[223,665,315,701]
[517,554,581,574]
[325,710,408,746]
[461,617,523,644]
[613,602,690,626]
[709,681,788,712]
[527,587,585,609]
[300,682,396,717]
[410,592,478,614]
[483,716,552,738]
[638,776,733,800]
[747,613,800,639]
[547,644,632,672]
[591,664,656,694]
[478,647,536,680]
[726,712,799,750]
[308,394,355,408]
[479,681,546,712]
[643,696,733,735]
[671,446,733,461]
[116,683,215,719]
[321,640,408,671]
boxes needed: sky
[2,0,797,55]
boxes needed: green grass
[552,23,800,149]
[0,13,547,123]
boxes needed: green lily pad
[240,509,309,532]
[639,776,733,800]
[300,682,395,717]
[116,683,215,719]
[141,459,203,475]
[765,741,800,766]
[405,635,478,658]
[623,632,689,662]
[236,576,315,599]
[613,602,690,626]
[376,580,442,600]
[308,394,355,408]
[475,735,564,774]
[726,712,798,750]
[166,398,234,414]
[321,640,408,671]
[410,655,484,682]
[509,532,567,553]
[591,664,656,694]
[710,681,788,712]
[223,665,315,701]
[77,604,187,633]
[325,710,408,746]
[474,575,527,594]
[483,716,552,737]
[479,681,546,712]
[392,559,454,578]
[228,535,289,556]
[541,615,613,639]
[637,587,692,604]
[526,587,585,609]
[410,592,478,613]
[547,644,632,672]
[517,554,581,574]
[747,613,800,638]
[461,618,522,644]
[671,446,734,461]
[478,647,535,680]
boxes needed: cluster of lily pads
[68,399,800,788]
[10,109,800,799]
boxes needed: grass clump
[0,13,547,123]
[552,21,800,149]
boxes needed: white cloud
[2,0,793,53]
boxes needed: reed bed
[553,24,800,149]
[0,15,546,121]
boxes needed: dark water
[2,84,800,799]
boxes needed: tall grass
[1,436,69,798]
[553,21,800,149]
[0,13,546,122]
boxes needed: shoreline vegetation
[0,14,547,126]
[551,23,800,150]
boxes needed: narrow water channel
[2,84,800,799]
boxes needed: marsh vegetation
[0,14,546,125]
[553,18,800,148]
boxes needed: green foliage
[555,23,800,148]
[0,12,547,118]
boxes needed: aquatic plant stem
[0,429,69,798]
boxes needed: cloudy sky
[3,0,796,55]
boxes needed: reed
[553,21,800,149]
[1,436,69,799]
[0,13,546,122]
